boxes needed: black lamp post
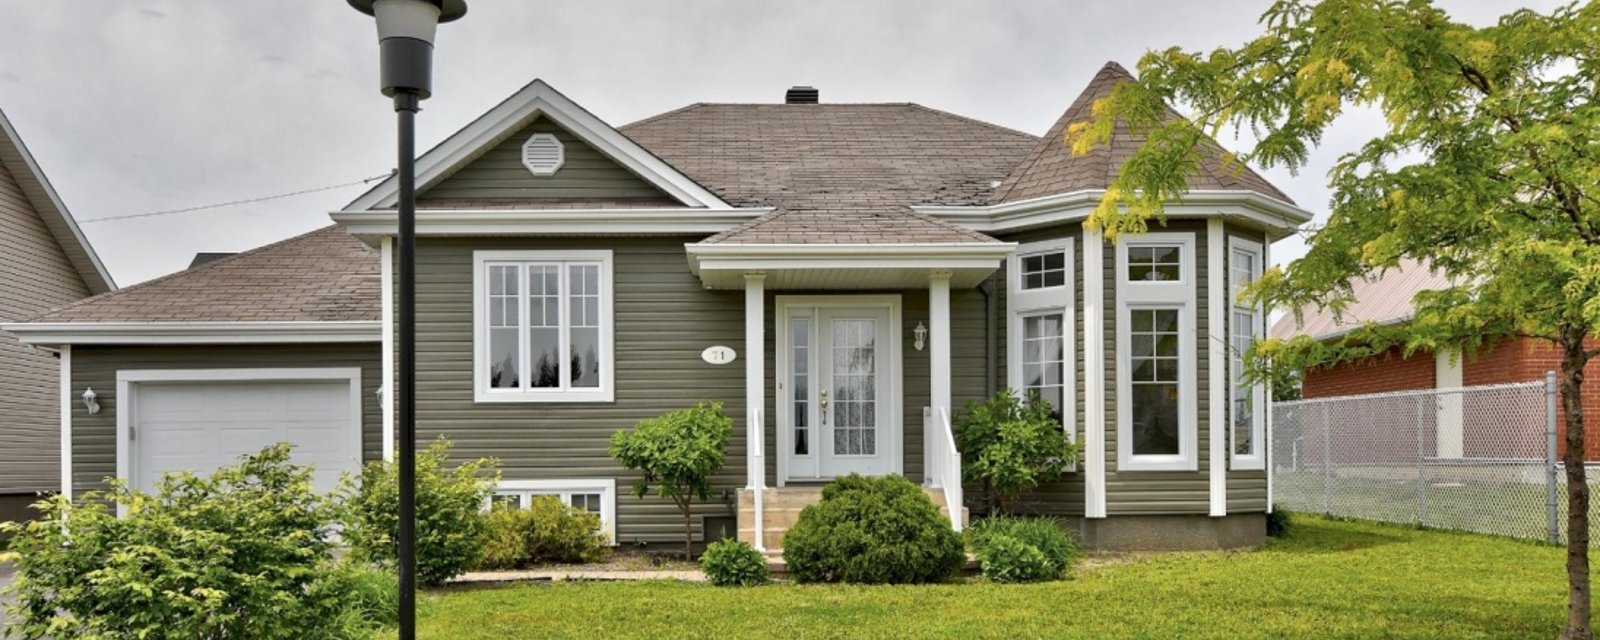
[345,1,466,638]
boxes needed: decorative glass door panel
[783,304,893,480]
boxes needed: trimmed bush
[954,390,1078,514]
[975,534,1054,583]
[610,402,733,558]
[967,516,1076,581]
[0,445,389,640]
[782,474,965,584]
[700,539,769,587]
[1267,508,1292,538]
[340,438,499,587]
[477,496,608,570]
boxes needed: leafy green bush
[316,562,400,634]
[968,516,1076,582]
[700,539,769,587]
[340,438,499,587]
[477,496,608,570]
[0,445,387,640]
[610,402,733,558]
[1267,508,1292,538]
[960,515,1075,579]
[954,390,1078,514]
[782,474,964,584]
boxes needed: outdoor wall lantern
[345,1,467,639]
[81,387,99,415]
[914,321,928,352]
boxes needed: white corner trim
[1005,238,1077,451]
[380,238,395,462]
[471,250,616,404]
[115,367,364,503]
[331,207,772,237]
[492,478,619,544]
[912,189,1313,240]
[1208,220,1227,516]
[1082,228,1106,519]
[59,344,72,500]
[3,321,382,346]
[341,80,733,211]
[1264,239,1274,511]
[1114,231,1199,472]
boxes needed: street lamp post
[345,1,466,638]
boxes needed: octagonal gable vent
[520,133,565,176]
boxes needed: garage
[118,368,363,494]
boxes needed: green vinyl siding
[68,344,382,496]
[418,116,671,203]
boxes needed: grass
[410,516,1572,639]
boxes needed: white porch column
[929,273,952,421]
[745,273,767,491]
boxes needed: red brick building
[1273,263,1600,461]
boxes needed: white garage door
[127,372,361,494]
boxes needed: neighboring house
[1271,261,1600,460]
[0,109,116,523]
[5,61,1310,551]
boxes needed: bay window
[1116,233,1197,471]
[1006,238,1075,439]
[1230,237,1266,469]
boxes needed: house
[0,109,116,523]
[1271,261,1600,461]
[4,62,1309,551]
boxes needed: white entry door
[783,303,896,480]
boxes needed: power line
[78,172,393,224]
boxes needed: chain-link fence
[1271,375,1600,545]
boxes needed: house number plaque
[701,346,737,365]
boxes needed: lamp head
[347,0,468,99]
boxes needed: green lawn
[412,516,1571,639]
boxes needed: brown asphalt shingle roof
[996,62,1293,205]
[620,103,1036,244]
[29,225,378,323]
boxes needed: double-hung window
[1116,233,1197,471]
[1229,237,1266,469]
[474,250,614,403]
[1006,238,1075,441]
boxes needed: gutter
[2,320,382,346]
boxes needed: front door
[782,302,896,480]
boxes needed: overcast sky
[0,0,1559,286]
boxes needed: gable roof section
[620,103,1035,244]
[23,225,377,324]
[342,80,731,211]
[995,61,1293,205]
[1269,260,1452,341]
[0,108,114,294]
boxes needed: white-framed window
[1006,238,1075,443]
[1115,232,1197,471]
[488,478,618,543]
[1229,237,1266,470]
[473,250,614,403]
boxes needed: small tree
[340,437,499,587]
[609,402,732,558]
[953,390,1078,514]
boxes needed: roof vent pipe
[785,86,818,104]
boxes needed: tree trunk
[680,496,694,561]
[1560,327,1593,640]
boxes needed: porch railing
[923,405,964,531]
[747,406,765,551]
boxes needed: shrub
[316,562,400,635]
[340,437,499,587]
[477,496,608,570]
[782,474,964,584]
[700,539,769,587]
[1267,508,1292,538]
[968,516,1076,582]
[954,390,1078,514]
[0,445,387,640]
[610,402,733,558]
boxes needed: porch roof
[684,242,1015,289]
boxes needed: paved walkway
[455,568,706,584]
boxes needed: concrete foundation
[1077,513,1266,552]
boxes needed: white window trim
[1229,236,1267,470]
[1115,232,1198,472]
[472,250,615,404]
[489,478,618,544]
[1005,238,1077,454]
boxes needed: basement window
[488,479,617,543]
